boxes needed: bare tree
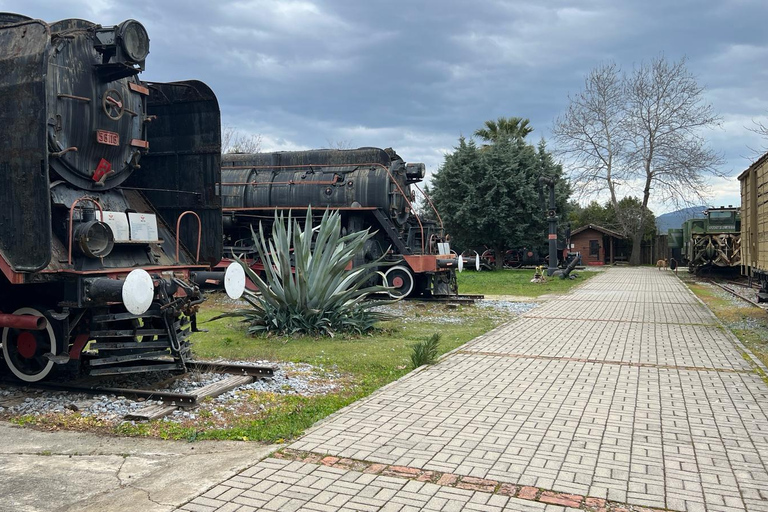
[553,56,723,265]
[553,63,625,204]
[325,138,354,150]
[748,117,768,155]
[222,125,262,154]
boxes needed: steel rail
[0,361,276,405]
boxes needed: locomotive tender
[0,14,244,381]
[220,148,461,297]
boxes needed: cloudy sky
[3,0,767,213]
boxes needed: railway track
[416,294,485,304]
[703,278,766,309]
[0,361,276,420]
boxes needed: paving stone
[180,269,768,512]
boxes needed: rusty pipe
[0,313,47,331]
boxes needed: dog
[656,258,668,270]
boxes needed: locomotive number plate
[96,130,120,146]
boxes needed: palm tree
[474,116,533,144]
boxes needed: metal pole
[539,177,559,277]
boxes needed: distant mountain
[656,206,707,233]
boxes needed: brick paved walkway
[180,268,768,511]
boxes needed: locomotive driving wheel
[1,307,60,382]
[384,265,414,299]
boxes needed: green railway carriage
[668,207,740,272]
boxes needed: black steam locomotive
[0,14,244,381]
[220,148,461,297]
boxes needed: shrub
[215,209,393,337]
[410,333,441,368]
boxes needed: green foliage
[431,125,570,259]
[568,197,655,240]
[568,200,617,228]
[474,116,534,143]
[410,333,441,368]
[212,209,393,337]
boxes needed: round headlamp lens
[119,20,150,62]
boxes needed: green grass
[114,300,505,442]
[117,393,358,443]
[457,268,595,296]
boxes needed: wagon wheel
[2,307,60,382]
[384,265,414,299]
[508,253,523,269]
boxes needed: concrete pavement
[0,422,274,512]
[181,268,768,511]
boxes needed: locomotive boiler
[220,148,462,297]
[0,14,244,381]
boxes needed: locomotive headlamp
[94,19,150,80]
[117,20,150,63]
[405,163,426,181]
[74,220,115,259]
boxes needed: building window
[589,240,599,257]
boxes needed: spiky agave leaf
[213,209,395,336]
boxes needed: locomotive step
[86,350,174,366]
[91,311,165,322]
[89,328,168,337]
[86,362,184,376]
[88,341,175,350]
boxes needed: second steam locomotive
[220,148,462,298]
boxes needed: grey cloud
[2,0,767,211]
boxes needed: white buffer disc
[458,255,464,272]
[122,269,155,315]
[225,262,246,299]
[475,253,481,271]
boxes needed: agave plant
[214,209,394,336]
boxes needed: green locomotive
[667,206,741,272]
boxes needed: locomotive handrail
[375,163,425,254]
[221,162,426,254]
[412,182,444,231]
[67,197,104,265]
[222,174,340,187]
[176,211,202,264]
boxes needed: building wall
[571,229,605,265]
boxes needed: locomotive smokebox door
[40,18,151,192]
